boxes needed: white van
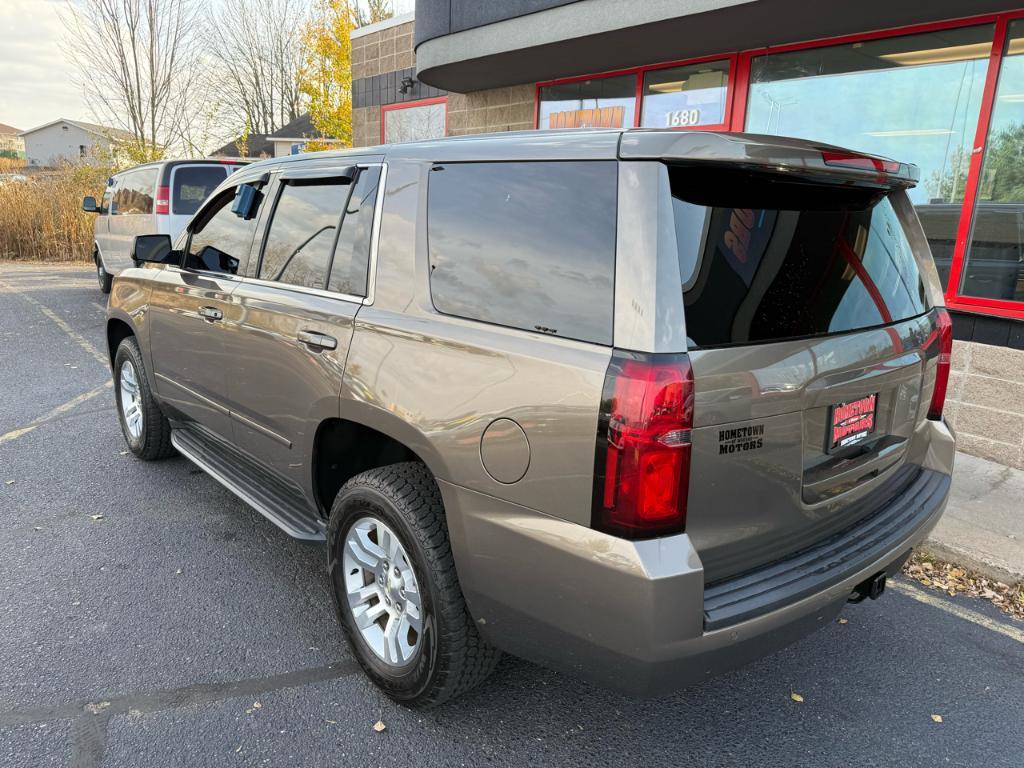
[83,159,247,292]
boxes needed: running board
[171,426,325,541]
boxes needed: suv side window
[186,188,261,275]
[258,179,350,289]
[328,166,381,296]
[426,161,617,344]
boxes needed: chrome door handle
[298,330,337,350]
[199,306,223,321]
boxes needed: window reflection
[538,75,636,129]
[746,26,994,288]
[641,61,729,128]
[961,22,1024,303]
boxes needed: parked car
[83,159,247,293]
[105,130,956,707]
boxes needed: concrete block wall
[351,17,533,148]
[947,340,1024,470]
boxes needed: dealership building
[351,1,1024,468]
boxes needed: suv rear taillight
[155,186,170,215]
[592,351,694,539]
[821,150,901,174]
[927,308,953,421]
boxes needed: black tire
[96,254,112,294]
[327,462,500,707]
[113,336,175,460]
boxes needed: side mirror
[131,234,178,265]
[82,196,98,213]
[231,184,261,220]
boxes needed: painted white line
[0,278,108,367]
[890,580,1024,644]
[0,381,112,445]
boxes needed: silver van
[83,159,246,292]
[106,129,955,707]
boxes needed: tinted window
[259,181,349,289]
[671,167,929,347]
[328,166,380,296]
[113,167,158,214]
[173,166,227,216]
[427,161,617,344]
[186,188,261,274]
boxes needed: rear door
[166,163,237,239]
[668,165,941,582]
[221,162,384,497]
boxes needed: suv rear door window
[671,166,929,347]
[173,166,228,216]
[427,161,617,344]
[259,180,350,290]
[328,166,381,297]
[114,167,158,214]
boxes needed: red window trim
[380,95,448,145]
[532,8,1024,320]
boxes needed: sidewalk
[925,451,1024,585]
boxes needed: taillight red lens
[927,308,953,421]
[593,351,694,538]
[821,150,901,175]
[155,186,170,215]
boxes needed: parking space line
[890,580,1024,644]
[0,381,112,445]
[0,278,108,367]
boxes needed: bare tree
[351,0,393,27]
[63,0,201,160]
[207,0,309,136]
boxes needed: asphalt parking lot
[1,262,1023,768]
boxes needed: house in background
[18,119,132,167]
[267,113,342,156]
[210,132,274,159]
[0,123,25,160]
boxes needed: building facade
[351,2,1024,468]
[0,123,24,160]
[18,119,130,167]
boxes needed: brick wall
[947,340,1024,470]
[351,17,533,148]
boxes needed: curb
[921,539,1024,587]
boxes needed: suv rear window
[427,161,617,344]
[173,166,228,216]
[670,166,930,347]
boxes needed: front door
[147,185,263,439]
[222,164,384,500]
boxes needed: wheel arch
[312,405,451,519]
[106,315,136,370]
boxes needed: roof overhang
[415,0,1022,92]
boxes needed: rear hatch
[658,149,942,583]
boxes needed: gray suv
[106,129,956,707]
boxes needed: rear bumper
[442,419,954,697]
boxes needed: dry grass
[0,162,113,262]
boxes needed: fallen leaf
[119,451,128,456]
[71,601,80,607]
[837,618,849,625]
[931,714,943,723]
[252,701,262,709]
[175,569,182,575]
[90,514,104,521]
[4,480,13,485]
[325,719,336,725]
[373,720,387,732]
[235,744,242,753]
[790,692,804,703]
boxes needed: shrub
[0,162,114,262]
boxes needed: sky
[0,0,415,134]
[0,0,91,131]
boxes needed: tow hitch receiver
[849,572,887,603]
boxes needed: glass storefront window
[383,99,447,144]
[641,60,729,128]
[538,75,636,129]
[961,22,1024,303]
[746,26,995,288]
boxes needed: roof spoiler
[618,130,919,189]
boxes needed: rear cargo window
[670,167,930,347]
[173,166,228,216]
[427,161,617,344]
